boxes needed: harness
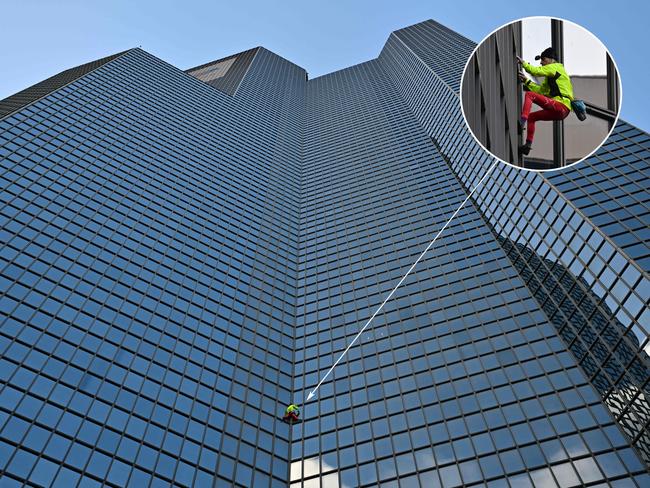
[548,71,569,100]
[547,71,587,120]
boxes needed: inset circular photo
[461,17,621,171]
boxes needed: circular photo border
[460,16,623,172]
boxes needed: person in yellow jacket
[516,47,573,155]
[283,404,300,423]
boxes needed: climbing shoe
[519,142,532,156]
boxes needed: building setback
[0,19,649,488]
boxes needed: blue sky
[2,0,648,129]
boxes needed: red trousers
[521,91,569,143]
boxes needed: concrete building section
[565,76,611,161]
[530,76,613,163]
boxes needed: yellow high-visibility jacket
[522,61,574,110]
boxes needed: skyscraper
[1,19,648,488]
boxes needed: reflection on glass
[499,235,650,463]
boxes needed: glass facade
[1,47,303,487]
[1,19,648,488]
[381,21,650,472]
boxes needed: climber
[282,404,301,424]
[516,47,574,156]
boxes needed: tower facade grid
[0,19,648,488]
